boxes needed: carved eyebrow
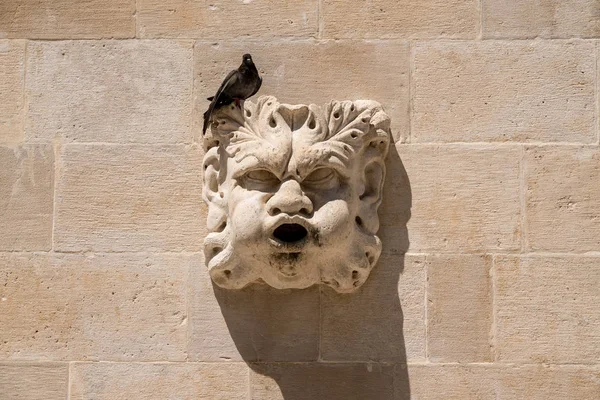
[297,143,353,175]
[231,155,286,180]
[296,152,352,181]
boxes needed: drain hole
[273,224,308,243]
[211,246,222,257]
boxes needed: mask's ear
[202,148,227,233]
[357,159,386,234]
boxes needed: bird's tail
[202,99,217,135]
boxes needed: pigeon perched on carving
[202,53,262,135]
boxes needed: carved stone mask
[202,96,391,293]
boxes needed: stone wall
[1,1,599,399]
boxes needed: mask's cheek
[310,199,354,245]
[228,188,270,246]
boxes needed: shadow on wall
[213,144,412,399]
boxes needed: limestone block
[413,41,596,143]
[0,252,189,361]
[427,254,492,362]
[483,0,600,38]
[0,40,25,143]
[138,0,318,38]
[397,144,520,252]
[525,146,600,251]
[194,41,409,142]
[320,254,426,362]
[70,362,249,399]
[406,364,600,399]
[0,0,135,39]
[321,0,479,39]
[54,145,205,252]
[188,252,320,362]
[26,40,193,144]
[495,255,600,363]
[0,145,53,251]
[250,363,394,400]
[0,363,68,400]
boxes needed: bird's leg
[234,98,242,108]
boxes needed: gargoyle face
[202,96,390,293]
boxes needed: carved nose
[267,180,313,216]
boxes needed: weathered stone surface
[194,41,409,142]
[321,254,425,362]
[412,41,596,143]
[0,145,53,251]
[427,254,492,362]
[188,252,320,362]
[525,146,600,252]
[0,40,25,143]
[26,41,193,144]
[321,0,479,39]
[0,252,189,361]
[495,255,600,363]
[203,97,390,293]
[0,363,68,400]
[138,0,318,38]
[54,145,205,252]
[397,144,521,252]
[250,363,394,399]
[70,362,248,399]
[406,364,600,399]
[0,0,135,39]
[483,0,600,38]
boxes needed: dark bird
[202,53,262,135]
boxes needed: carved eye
[304,168,336,185]
[244,169,279,184]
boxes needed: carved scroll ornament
[202,96,391,293]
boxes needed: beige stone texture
[194,40,409,142]
[495,255,600,363]
[406,364,600,399]
[70,362,249,399]
[188,252,320,362]
[427,254,492,362]
[0,145,53,251]
[397,144,521,252]
[0,252,189,361]
[26,40,193,144]
[138,0,318,39]
[483,0,600,38]
[54,144,205,252]
[202,97,390,293]
[412,41,596,143]
[0,40,25,143]
[525,146,600,251]
[320,254,426,362]
[0,0,135,39]
[250,363,395,400]
[0,363,68,400]
[321,0,479,39]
